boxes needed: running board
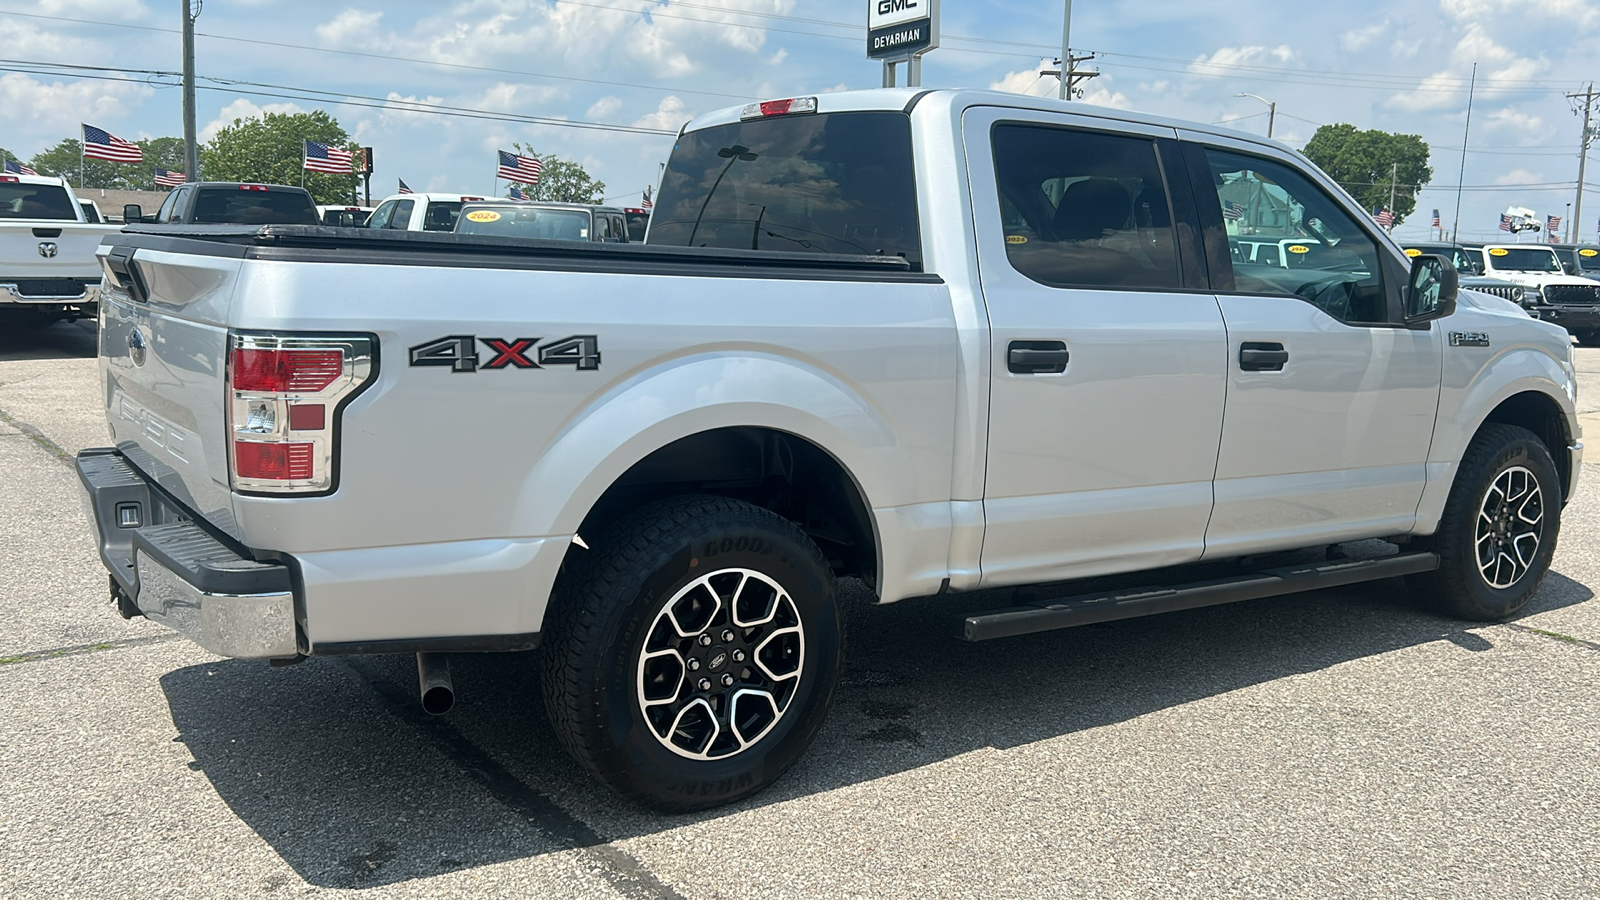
[960,552,1440,642]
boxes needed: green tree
[1302,124,1432,226]
[201,110,359,204]
[0,146,18,169]
[507,143,604,203]
[28,136,191,190]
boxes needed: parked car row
[1402,239,1600,342]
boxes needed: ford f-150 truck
[1,172,120,329]
[79,89,1581,811]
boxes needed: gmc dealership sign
[867,0,939,60]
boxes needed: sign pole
[867,0,938,86]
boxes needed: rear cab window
[650,111,922,267]
[0,183,79,220]
[422,202,462,232]
[456,205,592,241]
[191,188,318,225]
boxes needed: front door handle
[1239,341,1289,371]
[1008,341,1069,374]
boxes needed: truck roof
[682,88,1296,157]
[0,172,73,187]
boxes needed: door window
[990,124,1181,291]
[388,199,415,229]
[1199,148,1389,323]
[592,214,612,241]
[155,190,179,223]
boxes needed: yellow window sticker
[1404,248,1422,257]
[1581,248,1599,257]
[1287,244,1310,254]
[1489,247,1509,256]
[1005,234,1028,244]
[465,210,501,223]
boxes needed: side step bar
[961,551,1439,642]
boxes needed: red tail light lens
[234,441,314,479]
[227,333,375,495]
[239,184,269,191]
[232,349,343,393]
[741,96,818,120]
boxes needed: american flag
[397,178,414,195]
[641,186,653,209]
[508,186,529,201]
[1431,208,1441,228]
[82,124,143,163]
[3,159,37,176]
[1374,208,1395,228]
[153,168,185,188]
[497,150,542,185]
[303,140,354,174]
[1499,213,1513,232]
[1222,200,1245,221]
[1547,214,1561,235]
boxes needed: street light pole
[1234,93,1276,139]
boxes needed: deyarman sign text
[866,0,939,61]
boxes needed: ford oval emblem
[127,328,147,367]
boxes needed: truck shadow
[160,570,1592,889]
[0,319,97,360]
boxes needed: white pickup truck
[79,89,1580,811]
[364,191,487,232]
[0,172,118,329]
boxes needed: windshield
[0,183,79,220]
[455,206,591,241]
[649,111,922,266]
[192,188,318,225]
[1488,247,1562,272]
[1572,247,1599,273]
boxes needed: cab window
[990,123,1181,290]
[1199,148,1388,324]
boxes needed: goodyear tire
[1410,424,1561,621]
[539,495,842,811]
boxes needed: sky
[0,0,1596,243]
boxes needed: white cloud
[1386,71,1468,112]
[1340,24,1386,52]
[586,96,623,119]
[316,10,384,46]
[0,73,152,139]
[1494,169,1544,185]
[990,61,1055,97]
[39,0,148,20]
[1191,44,1296,73]
[1484,107,1542,132]
[633,96,691,131]
[198,98,305,144]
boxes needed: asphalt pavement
[2,318,1597,898]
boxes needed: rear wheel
[1410,424,1560,620]
[540,495,842,811]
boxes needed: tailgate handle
[105,246,148,303]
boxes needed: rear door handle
[1239,341,1289,371]
[1008,341,1069,374]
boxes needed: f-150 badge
[409,335,600,372]
[1449,332,1490,347]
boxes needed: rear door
[1180,135,1441,557]
[965,107,1228,587]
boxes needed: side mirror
[123,204,143,223]
[1405,253,1458,325]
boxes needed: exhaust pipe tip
[416,652,454,715]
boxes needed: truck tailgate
[0,223,115,282]
[98,246,243,538]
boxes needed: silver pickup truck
[79,88,1580,810]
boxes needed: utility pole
[1568,83,1597,248]
[1388,162,1398,220]
[1235,93,1276,138]
[181,0,200,182]
[1057,0,1072,100]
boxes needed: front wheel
[1410,424,1561,620]
[540,495,842,811]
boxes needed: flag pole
[78,124,84,188]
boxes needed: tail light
[227,332,376,494]
[740,96,817,119]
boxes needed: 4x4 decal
[409,335,601,372]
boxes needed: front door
[965,108,1228,588]
[1181,136,1442,558]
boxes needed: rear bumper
[77,448,300,659]
[0,281,100,305]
